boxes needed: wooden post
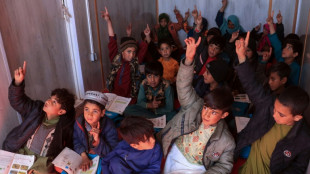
[292,0,299,33]
[268,0,273,16]
[94,0,106,89]
[299,9,310,85]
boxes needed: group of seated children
[3,0,310,173]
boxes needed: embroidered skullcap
[84,91,108,106]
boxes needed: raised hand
[192,5,198,20]
[276,10,282,24]
[235,31,250,64]
[220,0,228,12]
[89,122,101,147]
[255,23,261,31]
[184,37,201,65]
[266,10,276,34]
[184,8,190,21]
[101,6,110,22]
[126,23,132,37]
[195,10,203,31]
[262,47,272,62]
[173,5,179,15]
[229,30,239,43]
[266,10,274,25]
[14,61,26,86]
[144,24,151,36]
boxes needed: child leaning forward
[101,116,163,174]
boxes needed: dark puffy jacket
[73,115,119,157]
[101,140,163,174]
[235,61,310,174]
[3,80,75,159]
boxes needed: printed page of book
[78,156,99,174]
[148,115,166,128]
[9,153,35,174]
[106,96,131,114]
[104,93,117,110]
[234,94,251,103]
[52,147,82,174]
[235,116,250,133]
[0,150,15,174]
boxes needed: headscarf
[220,15,245,35]
[257,23,276,51]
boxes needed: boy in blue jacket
[102,116,163,174]
[73,91,119,172]
[234,32,310,174]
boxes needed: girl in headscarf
[215,0,245,40]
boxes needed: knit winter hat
[206,60,229,83]
[84,91,108,106]
[120,37,137,53]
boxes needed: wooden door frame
[268,0,299,33]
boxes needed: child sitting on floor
[3,61,76,173]
[158,37,235,174]
[73,91,119,172]
[234,32,310,173]
[124,61,175,121]
[101,7,150,101]
[194,59,229,98]
[267,11,302,85]
[157,39,179,84]
[102,116,163,174]
[257,61,291,95]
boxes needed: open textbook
[0,150,35,174]
[52,147,99,174]
[104,93,131,114]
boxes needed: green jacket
[157,61,235,174]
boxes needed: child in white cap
[73,91,119,172]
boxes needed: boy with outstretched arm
[101,7,150,101]
[101,116,163,174]
[267,11,302,85]
[234,32,310,174]
[157,37,235,173]
[3,61,76,173]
